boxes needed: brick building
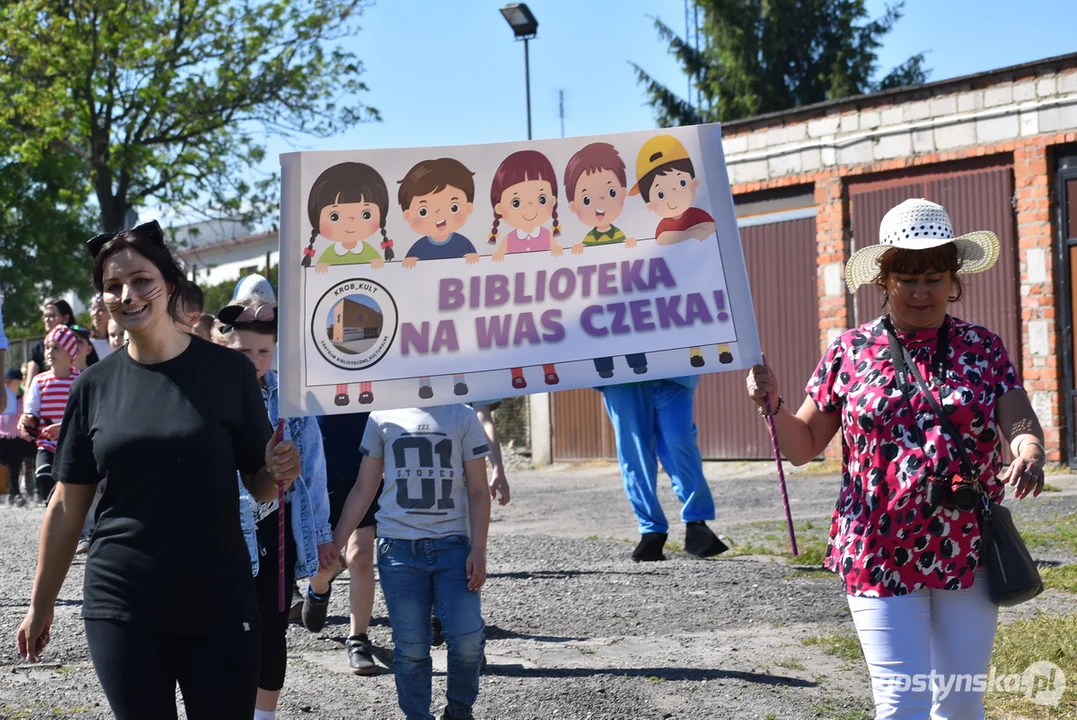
[543,52,1077,465]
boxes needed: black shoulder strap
[886,326,976,478]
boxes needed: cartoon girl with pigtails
[301,162,395,272]
[302,162,392,407]
[488,150,571,390]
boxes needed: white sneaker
[75,538,90,554]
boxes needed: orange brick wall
[729,130,1077,464]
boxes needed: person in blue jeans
[599,376,728,561]
[333,404,491,720]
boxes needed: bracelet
[758,395,783,418]
[1017,438,1045,457]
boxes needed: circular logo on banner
[311,279,398,370]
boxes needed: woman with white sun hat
[745,198,1046,718]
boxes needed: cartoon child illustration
[398,158,479,398]
[564,142,647,379]
[302,162,395,406]
[631,135,718,368]
[302,162,395,272]
[400,158,480,268]
[488,150,567,261]
[488,150,565,389]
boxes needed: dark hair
[637,159,695,204]
[180,281,204,313]
[92,226,187,321]
[398,158,476,210]
[304,162,394,267]
[564,142,627,200]
[874,244,964,304]
[488,150,561,244]
[44,299,75,325]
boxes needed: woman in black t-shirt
[16,221,302,720]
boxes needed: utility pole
[559,90,565,138]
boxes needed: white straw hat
[844,198,999,294]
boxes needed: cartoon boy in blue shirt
[399,158,480,267]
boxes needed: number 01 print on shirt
[391,434,457,515]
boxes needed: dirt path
[1,462,1074,719]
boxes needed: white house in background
[62,217,270,312]
[177,229,280,287]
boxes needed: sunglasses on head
[87,220,166,259]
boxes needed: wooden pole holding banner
[273,419,286,613]
[761,353,798,556]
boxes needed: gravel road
[1,460,1074,719]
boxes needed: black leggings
[35,448,54,502]
[84,619,259,720]
[255,505,297,691]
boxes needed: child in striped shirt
[19,325,80,505]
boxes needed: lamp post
[499,3,538,140]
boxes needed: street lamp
[499,3,538,140]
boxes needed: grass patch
[584,535,600,541]
[788,568,838,581]
[985,613,1077,718]
[665,540,684,553]
[1041,565,1077,594]
[1041,483,1063,493]
[719,541,781,558]
[774,658,806,671]
[792,541,829,566]
[52,708,90,716]
[55,665,75,675]
[1022,513,1077,555]
[803,633,864,663]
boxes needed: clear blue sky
[166,0,1076,225]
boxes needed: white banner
[279,124,761,416]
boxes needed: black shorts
[328,480,382,532]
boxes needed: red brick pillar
[1014,139,1062,462]
[815,171,847,461]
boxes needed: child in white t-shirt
[334,404,491,720]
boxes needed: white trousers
[847,571,998,720]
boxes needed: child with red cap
[19,325,80,505]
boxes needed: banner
[278,124,761,417]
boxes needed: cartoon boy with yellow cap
[631,135,716,245]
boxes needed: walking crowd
[5,196,1053,720]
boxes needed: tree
[0,149,96,327]
[633,0,930,127]
[0,0,380,232]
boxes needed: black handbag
[885,321,1044,607]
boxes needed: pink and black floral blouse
[807,315,1021,597]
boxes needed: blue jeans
[378,535,485,720]
[601,380,716,534]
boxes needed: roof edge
[720,52,1077,134]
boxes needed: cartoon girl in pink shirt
[488,150,569,261]
[488,150,570,389]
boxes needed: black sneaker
[431,615,444,647]
[346,634,377,676]
[632,532,667,562]
[684,521,729,558]
[302,584,331,632]
[288,588,304,622]
[441,711,475,720]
